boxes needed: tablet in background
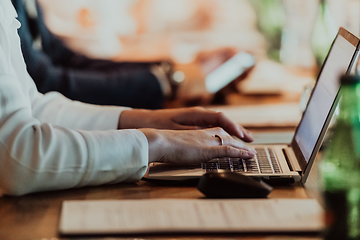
[205,52,255,93]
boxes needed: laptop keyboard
[201,147,281,174]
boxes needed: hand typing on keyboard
[202,147,281,174]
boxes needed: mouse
[197,171,273,198]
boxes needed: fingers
[206,145,255,160]
[172,107,254,142]
[183,108,254,142]
[215,112,254,142]
[237,126,254,142]
[214,134,256,154]
[208,132,256,160]
[206,127,253,146]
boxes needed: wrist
[118,109,151,129]
[138,128,164,163]
[151,61,183,100]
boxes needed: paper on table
[59,198,324,235]
[208,103,302,127]
[237,60,314,96]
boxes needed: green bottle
[320,75,360,240]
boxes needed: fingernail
[240,131,244,138]
[247,151,255,157]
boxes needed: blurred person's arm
[13,0,165,109]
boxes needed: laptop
[145,27,360,185]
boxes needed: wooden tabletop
[0,173,323,240]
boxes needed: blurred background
[33,0,360,107]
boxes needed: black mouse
[197,171,273,198]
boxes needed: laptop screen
[294,29,360,167]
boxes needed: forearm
[118,109,154,129]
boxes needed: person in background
[38,0,265,63]
[12,0,175,110]
[0,0,255,196]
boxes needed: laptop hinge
[282,148,302,172]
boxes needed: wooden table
[0,167,323,240]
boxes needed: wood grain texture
[0,180,322,240]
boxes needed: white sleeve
[31,89,129,131]
[0,2,149,196]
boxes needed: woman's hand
[139,127,256,164]
[119,107,253,142]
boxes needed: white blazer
[0,0,148,196]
